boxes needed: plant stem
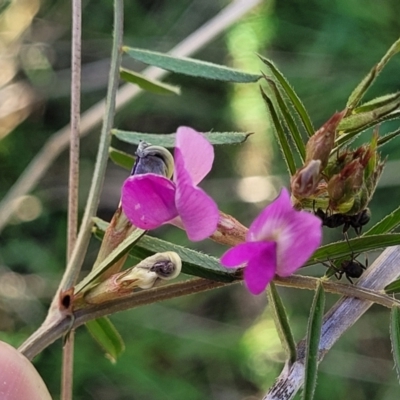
[19,247,400,361]
[59,0,124,292]
[61,0,82,397]
[67,0,81,261]
[61,332,75,400]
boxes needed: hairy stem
[61,0,82,398]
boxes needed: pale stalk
[61,0,82,398]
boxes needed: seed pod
[84,252,182,304]
[129,251,182,281]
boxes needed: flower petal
[175,126,214,185]
[220,241,272,267]
[175,182,219,241]
[247,188,293,242]
[244,242,277,295]
[221,241,277,295]
[121,174,177,229]
[275,210,322,276]
[244,187,322,277]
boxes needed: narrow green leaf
[85,317,125,363]
[334,110,400,150]
[347,37,400,110]
[123,47,262,83]
[385,280,400,295]
[267,282,297,364]
[112,129,253,147]
[303,282,325,400]
[307,234,400,266]
[390,307,400,382]
[259,55,314,137]
[339,100,400,132]
[260,87,297,176]
[120,67,181,95]
[353,92,400,114]
[363,205,400,236]
[378,127,400,147]
[109,147,135,170]
[346,68,377,112]
[264,76,306,162]
[75,227,146,294]
[92,218,240,282]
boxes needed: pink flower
[221,188,322,295]
[121,127,219,241]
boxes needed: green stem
[59,0,124,292]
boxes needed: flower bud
[84,252,182,305]
[132,141,174,178]
[291,159,322,199]
[305,110,346,170]
[327,159,364,213]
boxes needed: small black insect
[315,208,371,236]
[333,256,367,284]
[323,238,368,283]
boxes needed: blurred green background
[1,0,400,398]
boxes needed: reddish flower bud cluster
[291,110,345,200]
[291,113,384,217]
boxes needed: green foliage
[260,87,297,175]
[112,129,253,147]
[259,55,315,137]
[264,77,306,161]
[85,317,125,363]
[346,37,400,110]
[364,204,400,236]
[123,47,262,82]
[309,234,400,265]
[267,283,297,364]
[75,227,146,294]
[108,147,135,170]
[120,67,181,95]
[303,282,325,400]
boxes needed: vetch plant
[3,2,400,400]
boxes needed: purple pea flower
[221,188,322,295]
[121,127,219,241]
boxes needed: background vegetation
[1,0,400,398]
